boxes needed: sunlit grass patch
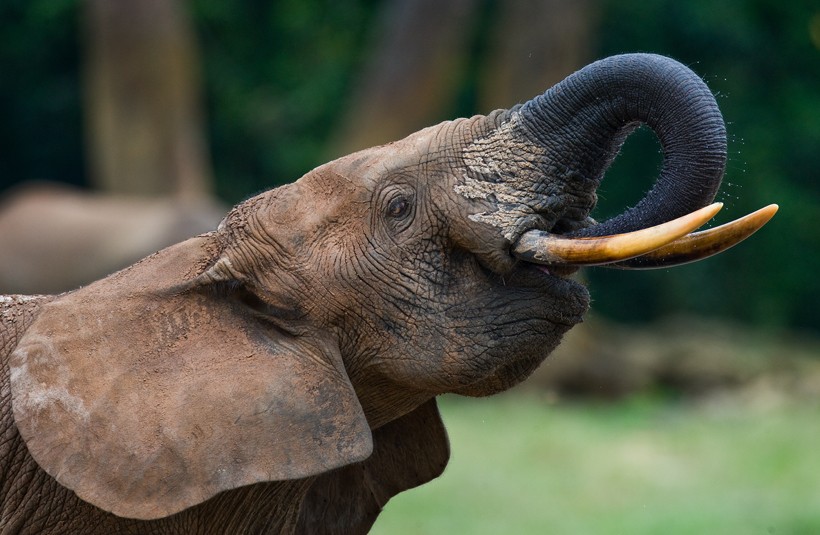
[372,393,820,535]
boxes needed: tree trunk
[83,0,212,199]
[329,0,596,157]
[329,0,480,156]
[478,0,596,110]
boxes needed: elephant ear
[296,398,450,534]
[8,234,372,520]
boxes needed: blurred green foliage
[0,0,817,332]
[191,0,380,202]
[373,394,820,534]
[0,0,85,189]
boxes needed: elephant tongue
[512,203,778,270]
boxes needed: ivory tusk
[608,204,779,269]
[513,203,723,266]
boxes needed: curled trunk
[516,53,727,237]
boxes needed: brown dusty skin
[0,54,771,534]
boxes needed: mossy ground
[372,392,820,534]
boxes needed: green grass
[371,393,820,534]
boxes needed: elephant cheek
[453,290,588,397]
[455,330,567,397]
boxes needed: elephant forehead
[223,179,363,240]
[323,121,458,186]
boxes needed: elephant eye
[386,196,411,219]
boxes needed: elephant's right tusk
[512,203,723,266]
[606,204,779,269]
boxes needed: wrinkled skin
[1,54,729,534]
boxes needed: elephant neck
[348,367,433,430]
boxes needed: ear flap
[9,234,372,520]
[296,398,450,534]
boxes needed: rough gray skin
[0,54,725,534]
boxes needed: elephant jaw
[511,203,778,270]
[453,202,777,398]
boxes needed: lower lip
[535,265,552,276]
[526,263,581,279]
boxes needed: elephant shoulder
[1,294,52,477]
[0,295,60,531]
[1,295,52,362]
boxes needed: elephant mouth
[510,203,778,271]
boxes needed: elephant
[0,183,225,295]
[0,54,775,534]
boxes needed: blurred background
[1,0,818,532]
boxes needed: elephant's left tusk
[606,204,779,269]
[512,203,723,266]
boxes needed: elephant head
[7,54,775,525]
